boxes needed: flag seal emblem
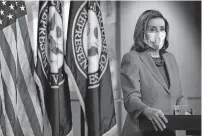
[38,1,64,88]
[72,1,108,88]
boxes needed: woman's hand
[142,107,168,131]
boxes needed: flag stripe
[0,47,17,123]
[1,77,24,136]
[16,88,34,136]
[16,19,43,132]
[24,14,35,53]
[11,21,17,46]
[3,112,15,136]
[0,52,15,136]
[16,57,42,136]
[0,2,44,136]
[25,2,38,65]
[0,66,6,136]
[3,114,14,136]
[0,25,34,136]
[3,25,17,68]
[15,118,25,136]
[0,46,27,136]
[1,78,16,134]
[17,16,34,74]
[0,31,17,86]
[0,97,6,136]
[25,14,34,53]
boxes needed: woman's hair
[131,10,169,54]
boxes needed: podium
[138,115,201,136]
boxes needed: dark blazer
[120,50,188,136]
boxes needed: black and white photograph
[0,1,200,136]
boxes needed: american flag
[0,1,46,136]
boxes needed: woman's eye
[160,27,165,31]
[149,28,155,32]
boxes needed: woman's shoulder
[163,51,179,65]
[123,50,142,59]
[123,50,141,59]
[163,51,176,59]
[122,50,142,62]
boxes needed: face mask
[144,31,166,50]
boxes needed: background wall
[119,1,201,128]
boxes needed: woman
[120,10,188,136]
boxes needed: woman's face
[144,17,166,50]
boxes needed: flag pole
[81,107,85,136]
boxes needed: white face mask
[144,31,166,50]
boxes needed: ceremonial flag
[65,1,116,136]
[0,1,44,136]
[36,1,72,136]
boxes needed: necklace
[152,56,164,67]
[148,50,165,66]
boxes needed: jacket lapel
[162,53,172,90]
[140,51,170,93]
